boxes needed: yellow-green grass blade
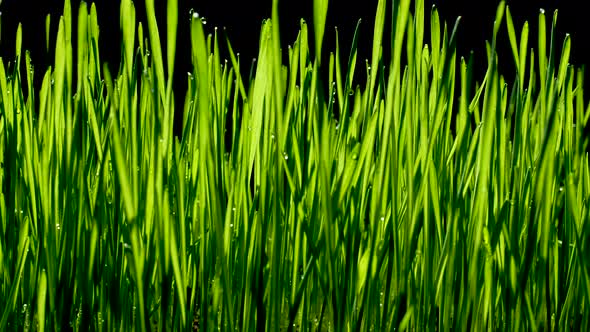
[313,0,329,62]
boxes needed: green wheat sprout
[0,0,589,330]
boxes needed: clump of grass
[1,0,589,330]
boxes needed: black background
[0,0,587,134]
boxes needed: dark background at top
[0,0,587,131]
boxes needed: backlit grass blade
[313,0,329,61]
[166,0,178,81]
[144,0,166,99]
[107,77,136,220]
[121,0,136,79]
[37,269,48,332]
[506,6,519,71]
[519,21,529,89]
